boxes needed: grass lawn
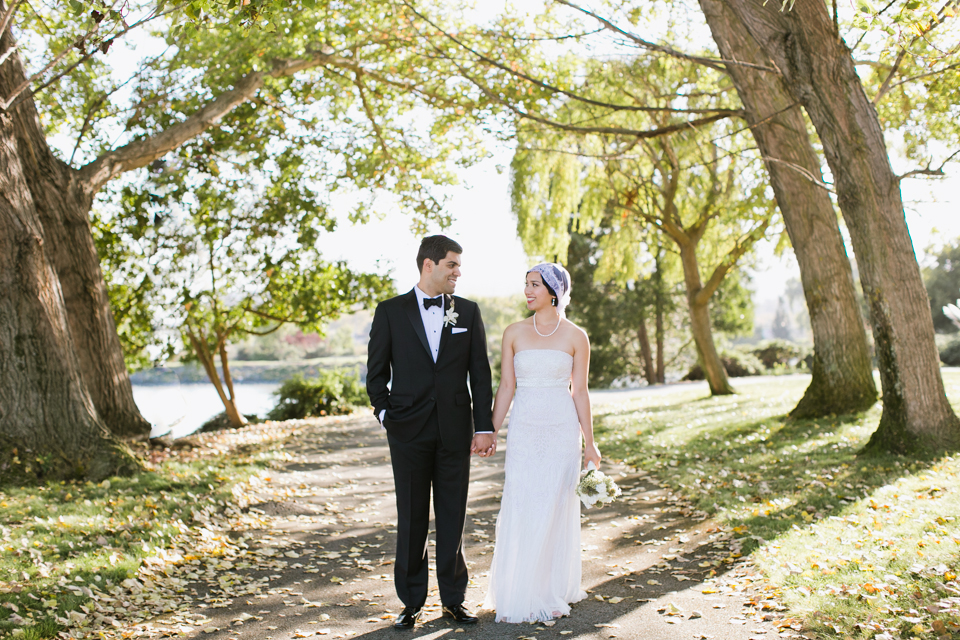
[593,371,960,640]
[0,423,299,639]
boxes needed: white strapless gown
[483,349,587,623]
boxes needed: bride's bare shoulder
[502,318,532,338]
[561,319,590,347]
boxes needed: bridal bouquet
[576,462,621,509]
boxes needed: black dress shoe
[394,607,422,629]
[442,603,479,624]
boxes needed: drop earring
[551,297,558,307]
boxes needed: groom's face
[425,251,461,295]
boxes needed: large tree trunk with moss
[6,53,150,442]
[699,0,877,418]
[0,31,141,481]
[721,0,960,452]
[679,244,734,395]
[30,167,151,441]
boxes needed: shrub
[267,369,368,421]
[750,340,803,369]
[940,338,960,366]
[682,350,765,381]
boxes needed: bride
[480,262,601,623]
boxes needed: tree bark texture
[720,0,960,452]
[654,253,666,384]
[0,31,139,480]
[679,244,735,395]
[13,142,151,440]
[699,0,878,418]
[637,307,657,385]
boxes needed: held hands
[583,442,601,470]
[471,432,497,458]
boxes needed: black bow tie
[422,296,443,310]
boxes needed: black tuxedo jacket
[366,289,494,452]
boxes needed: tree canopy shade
[0,0,491,479]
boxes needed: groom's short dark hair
[417,235,463,273]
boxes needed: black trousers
[387,410,470,608]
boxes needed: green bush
[939,338,960,366]
[750,340,804,369]
[267,369,368,420]
[682,349,765,380]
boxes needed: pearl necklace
[533,312,561,337]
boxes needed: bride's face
[524,272,553,311]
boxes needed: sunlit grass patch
[594,372,960,639]
[0,427,294,639]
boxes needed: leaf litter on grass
[593,372,960,640]
[0,417,373,639]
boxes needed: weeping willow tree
[511,57,778,396]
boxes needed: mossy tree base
[0,435,141,485]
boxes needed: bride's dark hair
[541,281,558,305]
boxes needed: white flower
[443,298,458,327]
[575,467,621,509]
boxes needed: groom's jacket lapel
[403,289,433,361]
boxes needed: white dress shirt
[414,285,444,362]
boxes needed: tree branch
[77,51,354,192]
[695,216,772,306]
[897,149,960,181]
[0,0,22,41]
[872,48,907,104]
[403,0,739,116]
[2,2,186,111]
[554,0,778,74]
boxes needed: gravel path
[185,406,792,640]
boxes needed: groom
[366,235,495,629]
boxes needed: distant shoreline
[130,358,367,385]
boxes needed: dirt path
[174,414,792,640]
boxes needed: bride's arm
[491,327,517,435]
[570,327,600,469]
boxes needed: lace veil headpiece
[527,263,572,316]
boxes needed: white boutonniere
[443,298,458,327]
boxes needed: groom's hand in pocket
[471,433,496,457]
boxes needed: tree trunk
[0,30,140,481]
[637,307,656,385]
[186,327,248,429]
[9,115,151,442]
[678,243,735,395]
[654,253,665,384]
[721,0,960,452]
[699,0,878,418]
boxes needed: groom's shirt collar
[414,285,443,307]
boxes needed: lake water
[133,382,281,439]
